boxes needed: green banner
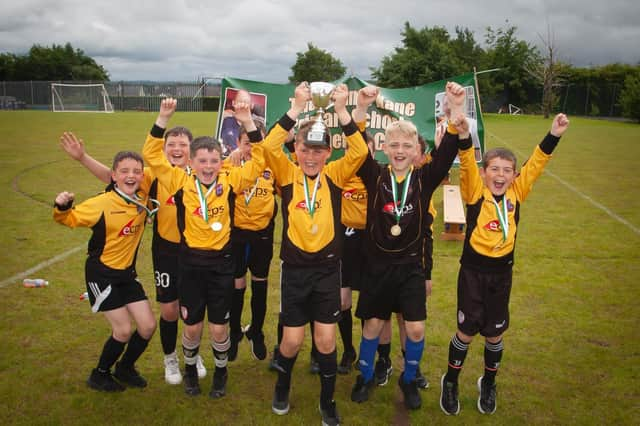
[215,74,483,163]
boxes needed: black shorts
[85,260,147,312]
[356,262,426,322]
[456,265,512,338]
[280,261,341,327]
[152,237,180,303]
[178,252,234,326]
[341,226,366,290]
[231,226,274,279]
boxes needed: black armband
[539,132,560,155]
[458,135,473,150]
[340,119,358,137]
[150,124,165,139]
[247,129,262,143]
[54,200,73,211]
[278,114,297,132]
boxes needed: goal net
[51,83,114,113]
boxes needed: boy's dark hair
[190,136,222,157]
[482,148,517,169]
[417,134,427,155]
[112,151,144,170]
[295,120,330,149]
[165,126,193,143]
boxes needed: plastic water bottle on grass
[23,278,49,288]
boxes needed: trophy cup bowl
[306,82,335,146]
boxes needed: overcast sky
[2,0,639,83]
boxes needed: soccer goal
[51,83,114,113]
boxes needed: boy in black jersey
[264,83,368,425]
[439,113,570,416]
[351,82,468,410]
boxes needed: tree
[0,43,109,81]
[371,23,478,88]
[525,24,566,118]
[620,73,640,122]
[289,43,346,83]
[482,24,540,111]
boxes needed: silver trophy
[306,82,335,145]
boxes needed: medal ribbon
[244,178,259,206]
[390,167,412,224]
[114,185,160,220]
[195,177,217,222]
[492,196,509,242]
[302,173,321,218]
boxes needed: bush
[620,74,640,122]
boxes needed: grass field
[1,110,638,425]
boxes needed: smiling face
[112,157,144,197]
[295,142,331,177]
[481,156,516,196]
[383,121,419,176]
[191,148,222,185]
[164,133,190,168]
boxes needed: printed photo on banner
[218,88,267,156]
[434,85,482,162]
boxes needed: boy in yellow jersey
[223,121,277,362]
[53,151,157,392]
[351,82,468,410]
[60,126,207,385]
[439,113,570,416]
[143,98,276,398]
[264,83,368,426]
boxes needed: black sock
[182,334,200,376]
[97,336,126,372]
[119,331,150,368]
[483,339,503,385]
[276,351,298,389]
[377,342,391,360]
[250,280,267,335]
[231,288,246,334]
[445,334,469,382]
[159,317,178,355]
[317,350,337,409]
[212,336,231,376]
[338,308,354,353]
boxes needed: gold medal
[211,222,223,232]
[390,224,402,236]
[310,224,318,235]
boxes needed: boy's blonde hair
[384,120,418,145]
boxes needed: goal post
[51,83,114,113]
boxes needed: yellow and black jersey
[146,165,188,248]
[53,175,154,270]
[458,132,559,271]
[341,174,368,230]
[143,124,267,255]
[358,125,461,264]
[222,161,277,232]
[263,115,368,265]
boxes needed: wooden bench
[441,184,466,241]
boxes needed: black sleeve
[539,132,560,155]
[421,130,458,192]
[150,124,165,138]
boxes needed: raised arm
[60,132,111,184]
[142,98,185,192]
[351,85,379,124]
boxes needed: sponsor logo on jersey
[263,170,271,180]
[193,205,225,218]
[484,220,502,232]
[495,320,506,329]
[215,183,224,196]
[118,219,142,236]
[165,195,175,206]
[506,198,515,211]
[295,199,322,211]
[343,189,366,201]
[382,202,414,215]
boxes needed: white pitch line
[0,245,84,288]
[487,131,640,236]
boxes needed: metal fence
[0,80,221,112]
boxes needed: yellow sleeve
[512,145,552,202]
[228,143,266,194]
[142,132,187,193]
[261,122,296,187]
[458,145,483,204]
[324,122,367,187]
[53,195,102,228]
